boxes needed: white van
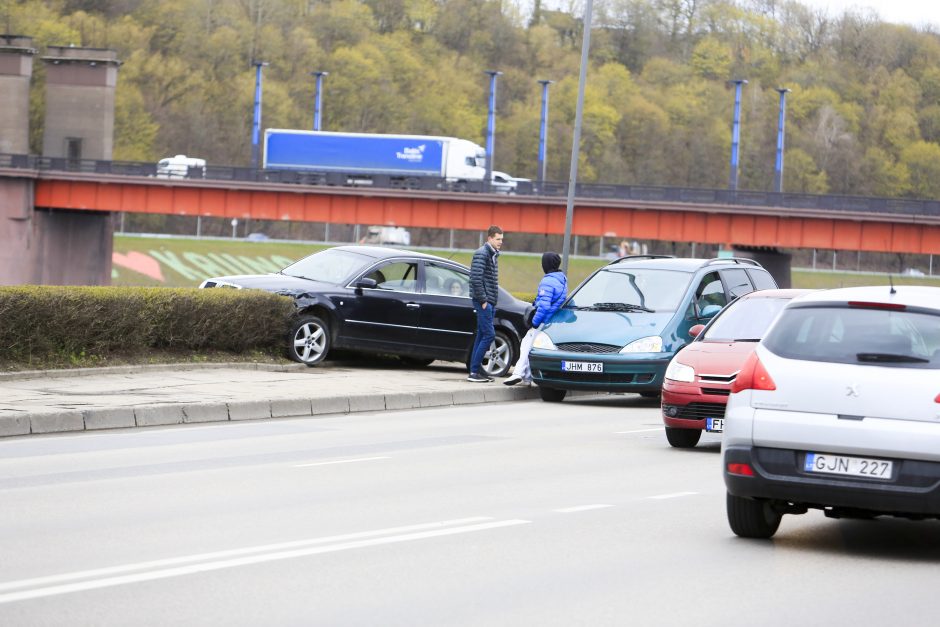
[156,155,206,179]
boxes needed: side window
[363,261,418,292]
[696,272,728,311]
[747,269,777,290]
[465,156,476,166]
[425,263,469,297]
[722,268,754,299]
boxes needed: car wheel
[726,492,782,539]
[481,330,514,378]
[288,314,330,366]
[665,426,702,448]
[538,386,568,403]
[400,356,435,368]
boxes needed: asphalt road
[1,394,938,626]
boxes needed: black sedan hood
[205,273,338,297]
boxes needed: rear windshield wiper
[590,302,654,313]
[856,353,929,364]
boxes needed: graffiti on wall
[112,250,296,284]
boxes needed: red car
[661,289,810,448]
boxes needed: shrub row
[0,286,296,368]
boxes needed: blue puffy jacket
[531,271,567,327]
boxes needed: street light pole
[484,70,502,192]
[537,79,553,192]
[728,78,747,191]
[561,0,594,274]
[312,71,328,131]
[774,87,791,194]
[250,60,269,170]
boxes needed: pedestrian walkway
[0,360,540,438]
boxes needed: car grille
[555,342,622,354]
[676,402,726,420]
[538,371,656,384]
[700,373,737,383]
[702,388,731,396]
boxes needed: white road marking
[0,518,531,604]
[294,456,390,467]
[553,504,614,513]
[648,492,698,500]
[614,428,664,434]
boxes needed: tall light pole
[251,60,269,169]
[312,71,328,131]
[537,79,553,192]
[728,78,747,191]
[484,70,502,191]
[774,87,791,193]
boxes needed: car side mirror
[700,304,722,319]
[356,277,378,291]
[689,324,705,338]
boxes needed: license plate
[804,452,893,479]
[706,418,724,433]
[561,361,603,373]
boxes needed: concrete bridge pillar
[732,246,792,288]
[0,35,36,155]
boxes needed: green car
[528,255,778,402]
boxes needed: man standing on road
[467,225,503,382]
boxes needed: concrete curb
[0,362,309,383]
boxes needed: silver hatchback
[722,285,940,538]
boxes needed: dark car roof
[605,256,766,273]
[333,245,465,265]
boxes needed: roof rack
[703,257,763,267]
[606,254,675,266]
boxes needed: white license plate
[804,452,893,479]
[706,418,724,433]
[561,361,603,373]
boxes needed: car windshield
[280,249,371,284]
[567,268,691,312]
[703,296,791,342]
[763,305,940,369]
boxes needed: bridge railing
[3,152,939,218]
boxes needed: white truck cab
[156,155,206,179]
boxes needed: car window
[364,261,418,292]
[425,263,469,297]
[695,272,727,310]
[747,269,776,290]
[721,268,754,299]
[282,248,371,284]
[567,268,691,312]
[703,296,791,342]
[763,305,940,368]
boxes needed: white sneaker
[503,374,524,386]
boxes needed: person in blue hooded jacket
[504,252,567,386]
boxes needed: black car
[199,245,530,377]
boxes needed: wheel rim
[293,321,326,363]
[481,335,510,376]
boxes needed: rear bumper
[723,445,940,517]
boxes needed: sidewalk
[0,360,540,438]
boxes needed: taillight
[730,351,776,393]
[727,463,755,477]
[848,300,905,311]
[935,393,940,403]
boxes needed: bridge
[3,154,940,286]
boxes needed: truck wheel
[665,427,701,448]
[538,386,567,403]
[288,314,330,366]
[726,493,782,539]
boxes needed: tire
[538,386,568,403]
[400,356,435,368]
[480,330,514,378]
[288,314,330,366]
[726,492,782,539]
[665,426,702,448]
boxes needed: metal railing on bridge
[4,153,938,218]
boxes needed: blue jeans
[470,300,495,375]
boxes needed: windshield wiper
[856,353,929,364]
[590,302,654,313]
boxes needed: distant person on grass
[467,225,503,382]
[504,251,567,386]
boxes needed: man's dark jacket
[470,242,499,306]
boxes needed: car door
[411,261,476,359]
[339,260,420,350]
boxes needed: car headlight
[665,359,695,382]
[532,331,557,350]
[619,335,663,353]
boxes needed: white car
[722,285,940,538]
[490,171,529,194]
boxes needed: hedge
[0,286,296,368]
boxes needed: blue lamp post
[251,60,269,169]
[484,70,502,191]
[537,79,553,192]
[729,79,747,191]
[774,87,791,193]
[312,71,328,131]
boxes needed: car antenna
[889,274,897,295]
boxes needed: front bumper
[723,445,940,517]
[661,379,730,430]
[529,350,670,393]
